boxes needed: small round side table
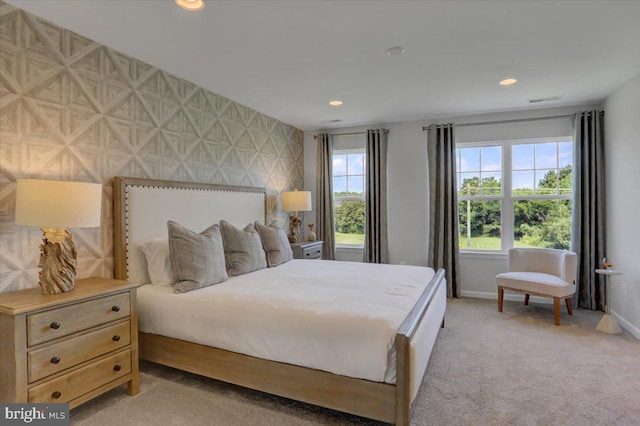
[595,269,622,334]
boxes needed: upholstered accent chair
[497,248,577,326]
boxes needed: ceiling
[7,0,640,131]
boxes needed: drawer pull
[51,391,62,399]
[112,335,121,342]
[113,364,122,372]
[50,356,61,364]
[50,322,61,330]
[111,305,120,312]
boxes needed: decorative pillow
[220,220,268,276]
[139,238,175,287]
[167,221,228,293]
[255,221,293,267]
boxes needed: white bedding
[137,259,435,383]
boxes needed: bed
[113,176,446,425]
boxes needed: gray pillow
[167,221,228,293]
[255,221,293,267]
[220,221,268,276]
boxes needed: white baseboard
[611,309,640,340]
[461,290,553,305]
[462,291,640,341]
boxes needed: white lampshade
[15,179,102,228]
[281,190,312,212]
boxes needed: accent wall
[0,2,304,292]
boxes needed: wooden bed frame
[113,176,446,425]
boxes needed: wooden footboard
[395,268,446,425]
[137,268,446,425]
[139,332,397,421]
[114,177,447,424]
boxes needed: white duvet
[137,259,435,383]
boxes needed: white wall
[303,132,375,261]
[449,105,599,298]
[604,72,640,338]
[304,123,429,263]
[304,104,599,292]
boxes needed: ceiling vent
[529,96,562,103]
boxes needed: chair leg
[554,297,560,326]
[498,286,504,312]
[565,298,573,315]
[524,294,530,305]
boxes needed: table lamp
[281,190,311,243]
[15,179,102,294]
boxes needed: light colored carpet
[71,298,640,425]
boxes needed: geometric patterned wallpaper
[0,2,304,292]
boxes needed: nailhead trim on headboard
[113,176,267,282]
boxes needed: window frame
[332,148,366,248]
[456,136,573,255]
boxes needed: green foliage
[458,236,536,250]
[458,176,501,196]
[335,232,365,245]
[515,200,572,249]
[459,165,573,250]
[514,165,573,249]
[334,191,364,197]
[536,165,573,194]
[460,236,501,250]
[334,200,365,234]
[458,200,501,241]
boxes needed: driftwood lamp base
[287,213,302,243]
[38,228,78,294]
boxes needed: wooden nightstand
[0,277,140,407]
[291,240,323,259]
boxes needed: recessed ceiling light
[386,46,406,56]
[175,0,205,11]
[329,100,343,106]
[499,78,518,86]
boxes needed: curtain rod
[313,129,389,140]
[421,112,604,131]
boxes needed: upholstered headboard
[113,177,267,285]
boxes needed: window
[456,138,573,252]
[333,149,366,246]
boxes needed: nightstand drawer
[1,278,139,407]
[291,241,323,260]
[27,292,130,346]
[29,349,131,403]
[302,246,322,259]
[28,320,131,383]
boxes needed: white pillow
[139,238,176,286]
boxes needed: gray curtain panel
[316,133,336,260]
[427,124,461,298]
[572,110,606,311]
[364,129,389,263]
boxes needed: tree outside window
[456,139,573,251]
[333,150,366,246]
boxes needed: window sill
[336,245,364,253]
[459,250,508,261]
